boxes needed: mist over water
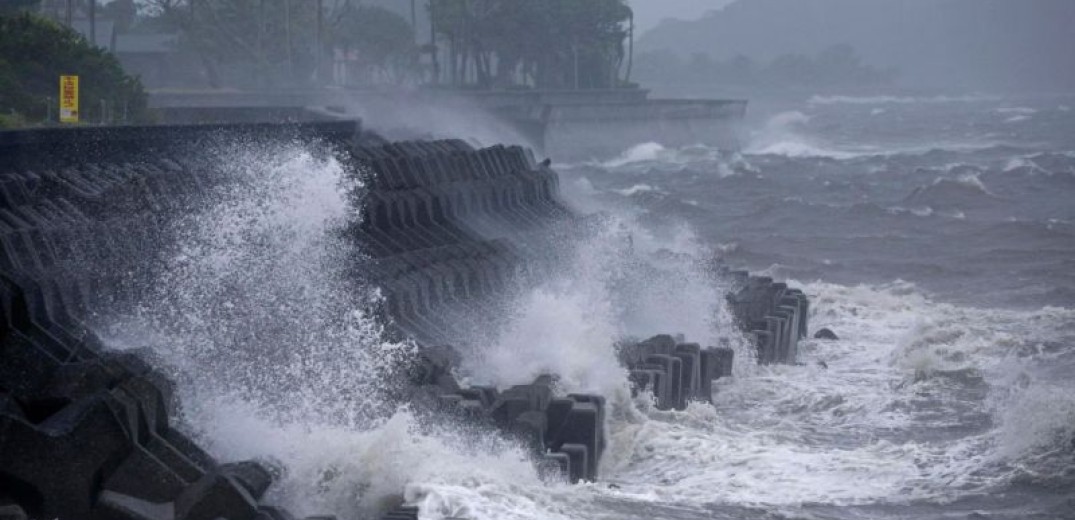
[80,93,1075,520]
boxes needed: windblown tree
[430,0,631,89]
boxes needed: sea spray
[461,213,748,395]
[94,140,541,517]
[90,136,759,518]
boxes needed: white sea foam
[1004,156,1034,172]
[889,205,935,217]
[464,217,742,396]
[191,400,542,518]
[613,184,660,196]
[601,281,1073,507]
[1001,155,1057,176]
[748,140,856,159]
[422,277,1073,517]
[995,107,1038,115]
[951,171,993,193]
[602,142,670,167]
[746,111,856,159]
[599,142,752,178]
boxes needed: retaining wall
[147,88,745,161]
[0,122,807,520]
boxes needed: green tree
[0,11,148,127]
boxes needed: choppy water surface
[547,93,1075,520]
[100,95,1075,519]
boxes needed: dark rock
[548,401,599,481]
[221,461,274,500]
[0,504,29,520]
[814,328,839,340]
[174,471,259,520]
[0,494,31,520]
[0,394,133,519]
[95,491,172,520]
[558,443,589,483]
[254,507,298,520]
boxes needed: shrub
[0,12,148,127]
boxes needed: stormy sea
[100,93,1075,520]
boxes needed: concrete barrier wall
[147,88,745,161]
[0,122,807,520]
[543,100,747,160]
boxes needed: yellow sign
[59,75,79,123]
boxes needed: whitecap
[995,107,1038,115]
[745,111,857,159]
[601,142,668,167]
[613,184,660,196]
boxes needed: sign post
[59,75,79,124]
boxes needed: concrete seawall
[147,88,747,161]
[0,122,806,520]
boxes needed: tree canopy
[0,11,148,127]
[429,0,632,89]
[141,0,417,88]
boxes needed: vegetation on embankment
[0,12,148,128]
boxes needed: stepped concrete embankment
[0,121,805,520]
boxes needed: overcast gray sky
[630,0,734,33]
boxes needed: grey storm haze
[636,0,1075,91]
[629,0,734,32]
